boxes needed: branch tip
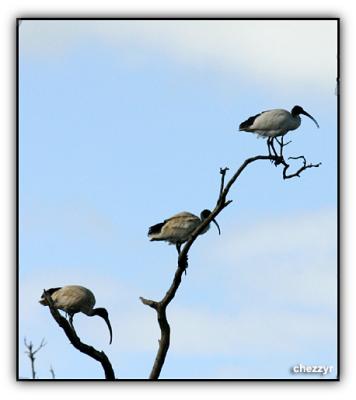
[220,167,229,174]
[140,297,158,309]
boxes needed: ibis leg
[267,138,273,158]
[269,137,282,166]
[267,137,277,163]
[176,243,181,255]
[270,138,278,157]
[182,253,188,275]
[68,314,75,330]
[280,136,284,156]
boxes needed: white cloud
[19,20,337,89]
[208,207,337,309]
[169,305,335,357]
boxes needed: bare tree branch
[219,167,229,198]
[141,141,320,380]
[24,337,46,379]
[49,365,55,379]
[42,290,116,380]
[282,156,322,179]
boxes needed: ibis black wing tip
[148,222,165,236]
[239,113,261,130]
[239,120,250,130]
[46,287,62,295]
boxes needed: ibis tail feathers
[239,112,262,130]
[45,287,62,296]
[148,222,165,238]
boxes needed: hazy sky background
[18,19,338,379]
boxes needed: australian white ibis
[148,209,221,254]
[239,105,319,156]
[39,285,113,344]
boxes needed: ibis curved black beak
[212,219,221,235]
[301,110,319,128]
[104,315,113,345]
[95,308,113,345]
[106,316,113,345]
[200,209,221,235]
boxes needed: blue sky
[18,19,338,379]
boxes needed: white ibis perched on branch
[239,105,319,156]
[148,209,221,254]
[39,285,113,344]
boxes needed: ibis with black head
[239,105,319,156]
[39,285,113,345]
[148,209,221,254]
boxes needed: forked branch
[141,141,320,379]
[24,337,46,379]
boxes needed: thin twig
[49,365,55,379]
[219,167,229,198]
[283,159,322,179]
[24,337,46,379]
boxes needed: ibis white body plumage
[148,209,220,253]
[240,109,300,138]
[40,285,113,344]
[239,105,319,156]
[239,105,319,138]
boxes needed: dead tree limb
[24,337,46,379]
[42,290,115,380]
[141,141,320,380]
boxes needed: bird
[239,105,319,156]
[39,285,113,345]
[148,209,221,254]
